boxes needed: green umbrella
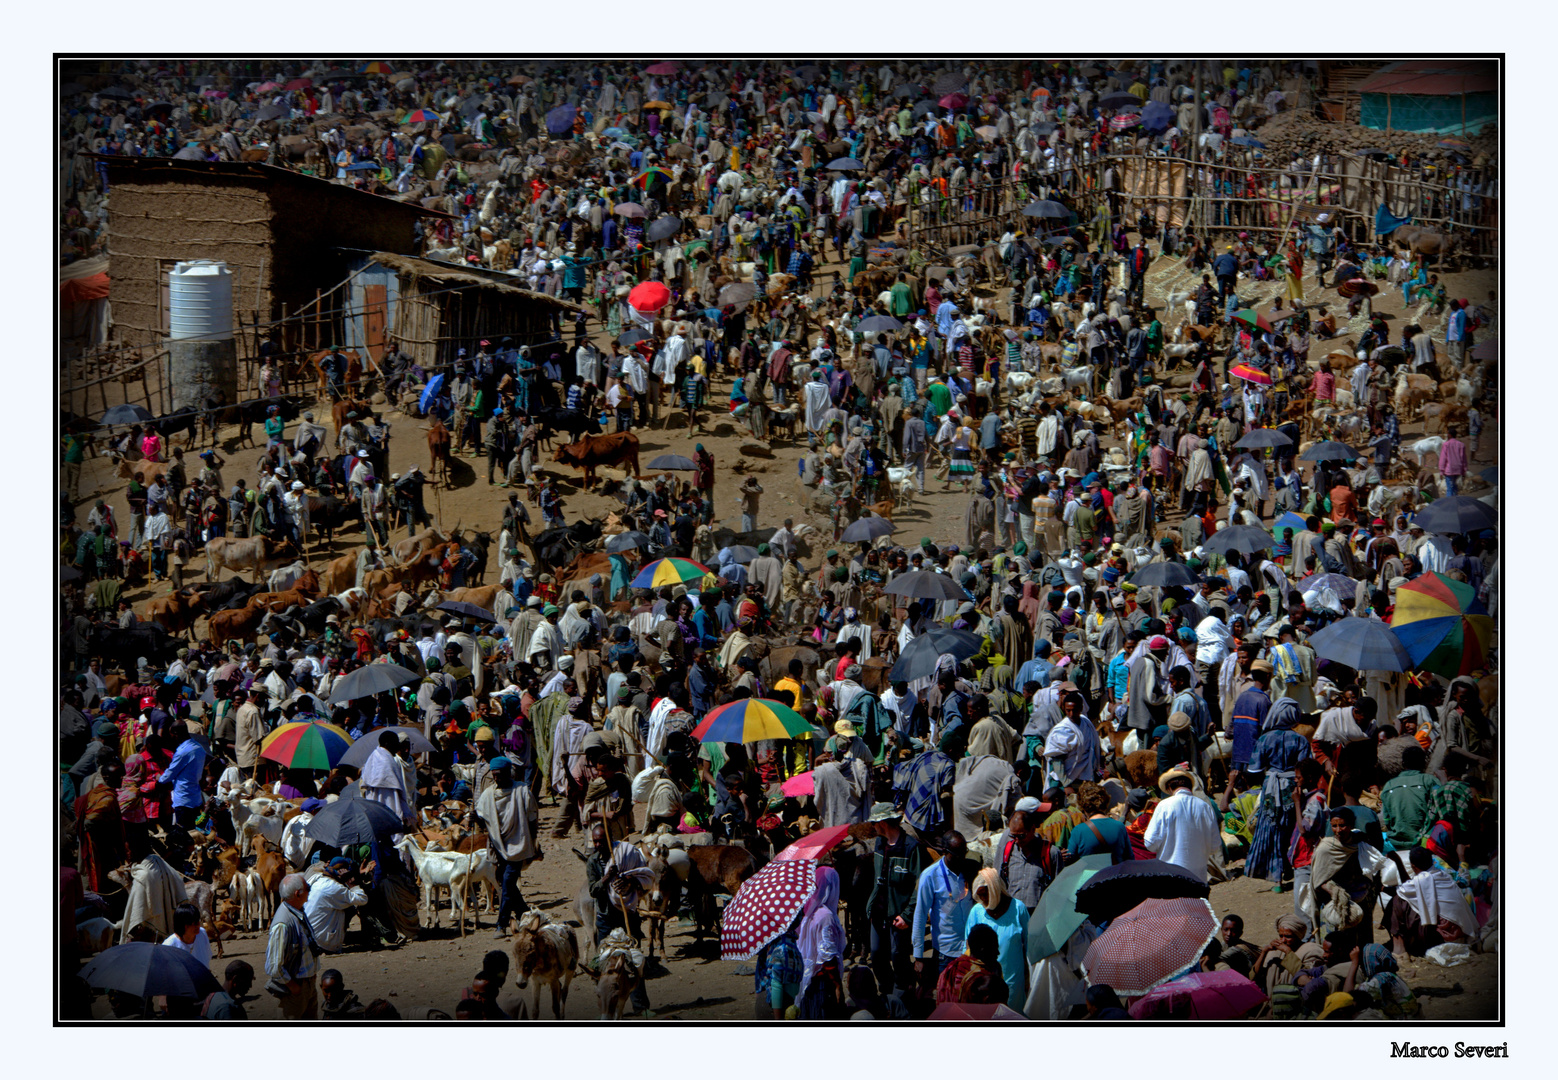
[1026,853,1112,963]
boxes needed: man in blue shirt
[161,726,208,829]
[911,830,976,978]
[1213,247,1239,306]
[1444,299,1467,365]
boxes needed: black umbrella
[1307,617,1412,673]
[912,99,941,120]
[255,103,288,121]
[303,797,405,848]
[718,282,758,311]
[839,514,897,544]
[545,103,577,135]
[436,600,495,623]
[646,215,683,243]
[61,565,84,584]
[1233,428,1292,450]
[1299,440,1360,463]
[932,72,967,95]
[1412,496,1497,535]
[605,531,651,553]
[827,157,865,172]
[79,943,223,1000]
[326,662,420,705]
[99,86,132,99]
[1073,859,1211,922]
[1127,562,1200,588]
[889,628,983,683]
[855,315,903,334]
[338,726,438,768]
[617,328,651,347]
[647,454,697,471]
[1022,200,1071,220]
[1202,524,1275,556]
[102,403,154,425]
[892,84,919,100]
[144,101,174,118]
[882,570,970,602]
[1099,91,1143,110]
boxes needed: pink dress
[141,433,163,462]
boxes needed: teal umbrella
[1026,853,1111,963]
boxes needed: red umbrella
[1082,897,1218,997]
[775,824,851,862]
[927,1002,1028,1020]
[283,77,313,92]
[939,92,969,110]
[720,858,818,960]
[1126,969,1267,1019]
[779,770,814,798]
[645,61,681,76]
[627,280,672,314]
[1228,362,1273,386]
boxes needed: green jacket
[867,832,924,924]
[1380,770,1437,847]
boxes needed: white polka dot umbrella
[719,857,819,961]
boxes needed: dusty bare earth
[69,242,1498,1021]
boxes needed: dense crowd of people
[60,57,1498,1023]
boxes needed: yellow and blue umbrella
[1390,572,1494,678]
[629,556,711,589]
[691,698,812,743]
[260,721,354,770]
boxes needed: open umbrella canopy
[1022,199,1071,219]
[1028,853,1112,962]
[1082,897,1219,997]
[1412,496,1497,535]
[79,943,222,1000]
[172,144,207,161]
[975,125,1000,141]
[401,108,439,124]
[1099,91,1144,109]
[1307,617,1413,672]
[912,99,941,119]
[1480,466,1498,485]
[1074,859,1211,923]
[776,823,852,862]
[1110,114,1140,130]
[614,201,648,219]
[632,166,674,188]
[617,328,652,348]
[827,157,865,172]
[889,628,983,683]
[882,570,970,602]
[259,721,354,770]
[1231,309,1274,334]
[641,99,673,111]
[721,858,818,960]
[102,403,155,425]
[304,796,405,848]
[255,103,289,121]
[645,215,682,243]
[360,61,394,74]
[646,453,697,471]
[1228,362,1272,386]
[545,103,577,134]
[436,600,495,623]
[1338,278,1378,299]
[780,770,815,798]
[604,530,651,553]
[1202,524,1274,556]
[1127,969,1266,1020]
[1140,100,1175,132]
[630,556,711,589]
[338,726,437,768]
[717,545,760,565]
[718,282,758,311]
[1233,428,1292,450]
[326,662,420,705]
[645,61,681,75]
[1127,562,1200,589]
[627,280,670,312]
[1299,440,1360,462]
[855,314,903,334]
[1391,572,1494,677]
[693,697,811,743]
[1294,571,1359,596]
[283,77,312,91]
[839,514,896,544]
[932,72,967,95]
[939,91,969,110]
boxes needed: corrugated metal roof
[1356,60,1497,97]
[365,251,589,314]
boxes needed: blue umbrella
[1229,136,1266,149]
[839,514,896,544]
[1306,617,1412,672]
[828,157,865,171]
[345,160,380,172]
[419,372,446,415]
[304,796,405,847]
[102,403,154,425]
[1272,511,1308,537]
[855,315,903,334]
[1127,562,1200,588]
[889,628,982,683]
[1412,496,1497,535]
[1139,100,1175,133]
[79,943,222,1000]
[545,104,577,135]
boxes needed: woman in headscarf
[75,758,127,893]
[962,867,1029,1011]
[117,750,155,856]
[1244,696,1312,883]
[796,865,846,1019]
[1344,942,1420,1018]
[934,923,1009,1006]
[1253,913,1325,996]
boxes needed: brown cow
[312,348,364,399]
[247,570,324,613]
[205,535,295,583]
[321,551,359,595]
[682,845,758,940]
[433,584,500,612]
[143,588,207,634]
[552,432,641,490]
[331,396,374,447]
[427,418,452,487]
[206,598,271,648]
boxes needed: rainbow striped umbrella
[401,108,439,124]
[691,698,812,744]
[629,556,711,589]
[360,61,394,75]
[260,721,355,770]
[1390,572,1494,678]
[1228,361,1272,386]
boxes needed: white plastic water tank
[168,260,233,341]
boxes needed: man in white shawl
[1042,689,1103,787]
[527,604,565,667]
[360,731,416,830]
[1387,845,1478,957]
[550,697,594,837]
[803,370,833,435]
[475,757,539,937]
[119,852,188,943]
[813,754,870,827]
[540,654,574,698]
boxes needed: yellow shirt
[773,675,806,712]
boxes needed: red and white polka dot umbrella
[1082,897,1219,997]
[720,858,818,961]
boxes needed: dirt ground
[69,241,1499,1022]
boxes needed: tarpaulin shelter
[61,255,112,359]
[1357,61,1497,135]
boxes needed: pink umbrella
[1127,969,1267,1019]
[256,81,281,93]
[645,61,681,76]
[939,92,969,110]
[776,824,851,862]
[1082,897,1218,997]
[627,280,671,313]
[283,77,312,92]
[720,858,818,960]
[779,770,814,798]
[1111,114,1140,130]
